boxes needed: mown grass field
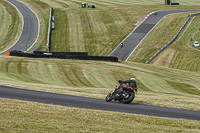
[19,0,200,56]
[0,0,22,53]
[128,10,200,72]
[19,0,200,72]
[0,56,200,111]
[1,0,200,132]
[22,0,50,52]
[1,98,200,133]
[129,12,200,72]
[188,17,200,51]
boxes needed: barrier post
[6,52,10,56]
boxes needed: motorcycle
[105,83,137,104]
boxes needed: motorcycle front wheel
[105,92,114,102]
[122,92,135,104]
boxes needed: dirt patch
[153,48,176,67]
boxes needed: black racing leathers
[114,80,137,100]
[118,80,137,88]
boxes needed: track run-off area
[0,0,39,55]
[1,0,200,121]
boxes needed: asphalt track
[109,10,200,61]
[0,0,39,55]
[1,85,200,121]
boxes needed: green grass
[16,0,200,71]
[0,56,200,111]
[1,0,198,67]
[19,0,200,72]
[18,0,200,55]
[0,0,22,52]
[188,16,200,51]
[129,12,190,63]
[1,98,200,133]
[1,0,200,132]
[23,0,50,52]
[166,15,200,72]
[128,12,200,72]
[167,80,200,95]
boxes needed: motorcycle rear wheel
[122,92,135,104]
[105,92,114,102]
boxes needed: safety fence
[30,45,42,54]
[34,51,88,56]
[145,13,200,64]
[47,8,55,52]
[11,7,118,62]
[8,51,118,62]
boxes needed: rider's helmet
[130,77,135,81]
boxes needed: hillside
[0,0,22,53]
[129,11,200,72]
[16,0,199,72]
[0,0,199,114]
[0,0,199,112]
[0,56,200,111]
[1,0,200,132]
[17,0,198,55]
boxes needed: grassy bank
[14,0,200,72]
[129,12,200,72]
[1,0,200,132]
[49,0,200,56]
[19,0,200,55]
[0,56,200,111]
[17,0,200,72]
[188,16,200,51]
[168,15,200,71]
[0,0,22,53]
[20,0,50,52]
[1,98,200,133]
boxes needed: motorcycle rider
[114,77,137,100]
[118,77,137,90]
[120,42,124,47]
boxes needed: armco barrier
[34,51,88,56]
[30,45,42,54]
[63,55,118,62]
[9,51,118,62]
[47,8,54,52]
[145,13,200,64]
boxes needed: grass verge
[0,0,22,52]
[20,0,50,52]
[1,98,200,133]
